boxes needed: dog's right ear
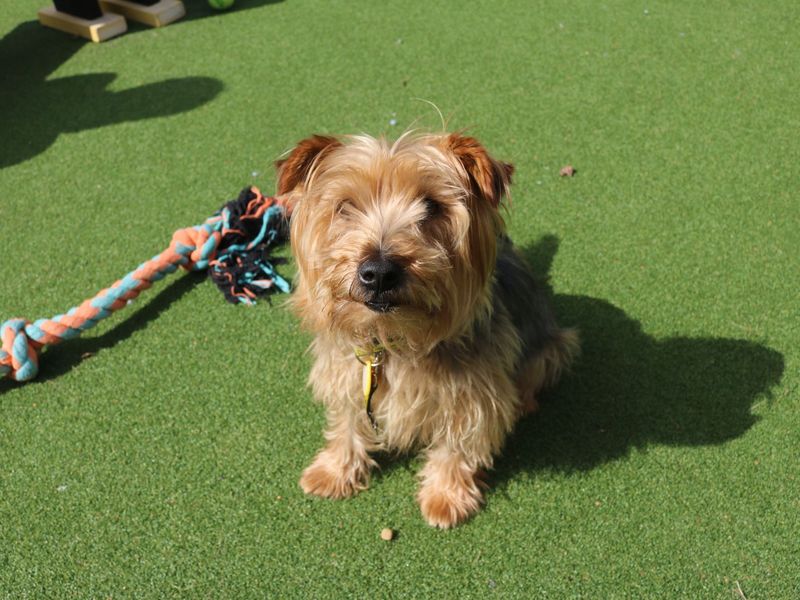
[275,135,341,195]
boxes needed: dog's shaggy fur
[277,132,579,528]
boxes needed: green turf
[1,0,798,597]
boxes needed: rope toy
[1,186,290,383]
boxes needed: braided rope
[1,186,287,383]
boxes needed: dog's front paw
[417,471,485,529]
[299,450,370,499]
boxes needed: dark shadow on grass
[0,272,204,394]
[492,235,785,483]
[0,21,223,169]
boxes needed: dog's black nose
[358,257,404,293]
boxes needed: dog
[276,132,579,528]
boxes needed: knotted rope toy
[1,186,290,383]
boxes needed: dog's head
[278,132,513,352]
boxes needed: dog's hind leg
[516,327,580,417]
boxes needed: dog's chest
[370,355,460,451]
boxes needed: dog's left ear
[275,135,341,195]
[446,133,514,208]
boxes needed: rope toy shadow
[1,187,290,383]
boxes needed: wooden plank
[98,0,185,28]
[37,6,127,42]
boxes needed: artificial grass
[1,0,798,597]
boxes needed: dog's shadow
[491,235,784,481]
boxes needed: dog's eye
[422,197,441,221]
[335,198,356,215]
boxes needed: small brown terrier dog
[277,132,578,528]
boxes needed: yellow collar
[354,343,385,430]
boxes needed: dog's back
[494,236,579,410]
